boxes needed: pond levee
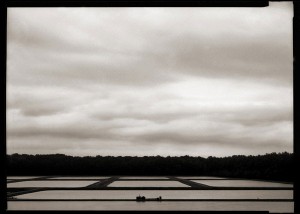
[85,177,120,189]
[167,176,213,189]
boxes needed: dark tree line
[7,152,294,182]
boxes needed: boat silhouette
[136,195,162,201]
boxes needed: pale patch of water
[191,180,293,187]
[7,180,99,188]
[108,181,189,187]
[7,201,294,212]
[16,190,293,199]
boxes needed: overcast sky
[7,2,293,157]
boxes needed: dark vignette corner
[3,1,294,214]
[1,0,7,213]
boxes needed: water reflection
[8,201,294,212]
[17,190,293,199]
[108,181,189,187]
[192,180,293,187]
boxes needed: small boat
[136,195,162,201]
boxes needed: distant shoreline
[6,152,293,182]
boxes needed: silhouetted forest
[7,152,293,182]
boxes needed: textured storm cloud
[7,3,293,157]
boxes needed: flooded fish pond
[7,176,294,212]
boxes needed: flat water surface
[7,180,99,188]
[16,190,293,199]
[108,181,189,187]
[191,180,293,187]
[7,201,294,212]
[179,176,226,179]
[49,177,109,179]
[121,177,168,179]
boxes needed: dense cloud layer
[7,3,293,157]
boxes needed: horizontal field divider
[7,199,294,202]
[8,186,294,192]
